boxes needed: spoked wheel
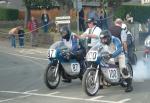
[44,64,60,89]
[120,63,133,87]
[82,68,99,96]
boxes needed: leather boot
[125,78,133,92]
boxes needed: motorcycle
[144,35,150,59]
[44,41,86,89]
[82,43,133,96]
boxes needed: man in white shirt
[79,18,102,50]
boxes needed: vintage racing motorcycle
[44,41,86,89]
[82,43,133,96]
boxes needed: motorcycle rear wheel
[82,68,99,96]
[44,64,60,89]
[120,63,133,87]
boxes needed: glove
[109,54,112,59]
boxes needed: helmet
[59,26,70,40]
[59,26,68,35]
[86,17,97,25]
[100,30,112,45]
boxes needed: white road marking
[0,91,131,103]
[23,89,38,93]
[88,96,104,100]
[116,98,131,103]
[0,95,31,103]
[46,92,60,95]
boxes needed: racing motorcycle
[82,43,133,96]
[144,35,150,59]
[44,41,86,89]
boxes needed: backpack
[126,31,135,50]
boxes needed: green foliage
[115,5,150,23]
[0,8,19,20]
[23,0,59,9]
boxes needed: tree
[55,0,73,15]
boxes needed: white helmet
[122,23,127,29]
[122,23,127,32]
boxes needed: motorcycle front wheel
[82,68,99,96]
[44,64,60,89]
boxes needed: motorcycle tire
[82,68,100,96]
[44,64,60,89]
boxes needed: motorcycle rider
[59,26,86,83]
[99,30,133,92]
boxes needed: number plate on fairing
[86,51,98,61]
[108,68,118,79]
[71,63,80,73]
[48,49,56,58]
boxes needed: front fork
[54,61,59,77]
[94,65,100,84]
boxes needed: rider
[99,30,133,92]
[59,26,86,83]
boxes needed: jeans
[19,37,24,47]
[30,32,38,46]
[10,35,16,48]
[43,22,49,33]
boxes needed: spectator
[27,16,39,47]
[87,7,97,20]
[8,26,20,48]
[147,18,150,33]
[96,9,104,29]
[78,18,102,50]
[102,8,108,30]
[41,9,50,33]
[79,8,86,32]
[126,13,133,23]
[18,26,25,48]
[109,18,128,55]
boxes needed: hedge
[114,4,150,23]
[0,8,19,20]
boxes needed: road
[0,42,150,103]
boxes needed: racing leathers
[101,36,133,92]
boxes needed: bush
[114,4,150,23]
[0,8,19,20]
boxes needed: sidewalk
[0,38,48,55]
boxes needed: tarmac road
[0,40,150,103]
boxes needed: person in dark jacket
[41,9,49,33]
[79,8,86,32]
[18,26,25,48]
[109,18,128,55]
